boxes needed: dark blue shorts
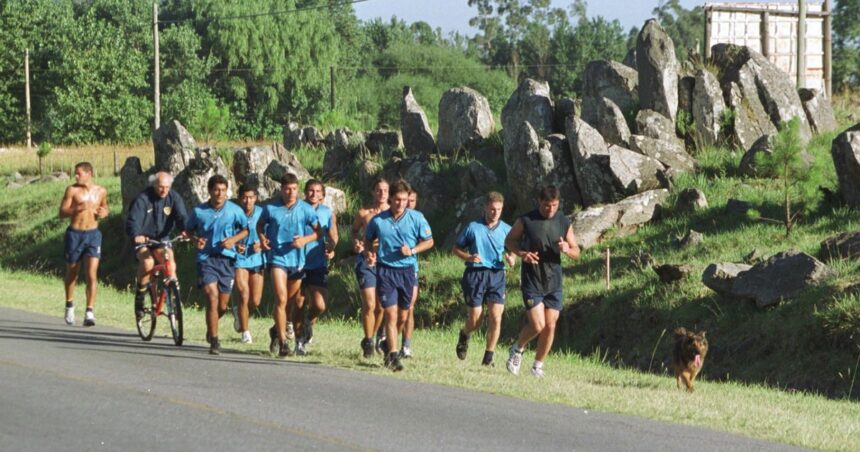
[354,258,377,290]
[377,265,417,310]
[303,267,328,289]
[64,227,102,264]
[270,264,305,281]
[461,268,506,308]
[197,255,235,294]
[522,289,564,311]
[235,266,264,274]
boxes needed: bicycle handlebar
[138,236,190,249]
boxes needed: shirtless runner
[58,162,108,326]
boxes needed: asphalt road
[0,307,801,451]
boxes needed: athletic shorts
[270,264,305,281]
[354,259,377,290]
[303,267,328,289]
[235,265,264,274]
[461,268,506,308]
[377,264,417,310]
[197,255,235,294]
[522,289,564,311]
[64,227,102,264]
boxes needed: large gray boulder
[582,96,631,148]
[820,231,860,260]
[723,81,777,150]
[357,159,383,188]
[570,189,669,249]
[283,122,304,150]
[322,186,347,217]
[264,152,311,189]
[628,135,696,173]
[692,69,727,147]
[565,116,617,206]
[582,60,639,126]
[437,87,495,155]
[172,149,233,208]
[553,97,577,133]
[400,86,436,155]
[702,262,752,296]
[731,250,832,307]
[119,157,150,214]
[365,130,403,158]
[322,128,356,179]
[460,160,498,196]
[606,144,666,195]
[712,43,812,145]
[636,109,678,143]
[677,75,695,120]
[636,20,679,123]
[505,121,580,211]
[382,155,444,217]
[233,146,278,200]
[799,88,838,135]
[831,123,860,206]
[152,120,196,175]
[501,78,554,153]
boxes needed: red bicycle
[136,237,187,345]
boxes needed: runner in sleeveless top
[59,162,108,326]
[351,177,389,358]
[504,185,580,377]
[232,184,265,344]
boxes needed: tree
[36,142,52,176]
[754,118,810,236]
[194,98,230,145]
[549,14,627,97]
[651,0,704,61]
[833,0,860,89]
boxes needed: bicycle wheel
[166,281,183,346]
[135,285,157,341]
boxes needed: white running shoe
[64,306,75,326]
[232,306,241,333]
[240,330,253,344]
[295,340,306,356]
[286,323,295,341]
[506,345,523,375]
[530,365,544,378]
[83,310,95,327]
[400,346,412,358]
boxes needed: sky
[353,0,793,36]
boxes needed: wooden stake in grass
[605,247,611,289]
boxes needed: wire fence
[0,145,154,178]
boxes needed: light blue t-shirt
[365,209,432,268]
[259,198,319,268]
[305,203,333,270]
[456,218,512,270]
[235,203,265,269]
[186,201,249,262]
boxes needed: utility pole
[153,2,160,131]
[25,48,32,149]
[796,0,806,89]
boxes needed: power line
[157,0,371,24]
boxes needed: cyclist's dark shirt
[126,187,188,240]
[518,209,571,294]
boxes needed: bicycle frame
[145,245,177,317]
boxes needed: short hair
[537,185,561,202]
[305,178,324,192]
[390,179,411,197]
[372,176,389,191]
[207,174,229,191]
[151,171,174,187]
[408,187,418,196]
[486,191,504,205]
[237,183,258,197]
[74,162,93,174]
[280,173,299,187]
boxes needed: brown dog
[671,328,708,392]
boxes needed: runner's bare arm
[58,186,77,219]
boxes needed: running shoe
[531,365,544,378]
[375,331,386,354]
[400,346,412,359]
[269,326,278,355]
[456,330,469,360]
[389,354,404,372]
[232,305,241,333]
[304,322,314,345]
[64,306,75,326]
[279,339,293,357]
[361,337,374,359]
[241,331,253,344]
[295,341,306,356]
[83,310,95,327]
[506,345,523,375]
[209,337,221,355]
[286,323,295,342]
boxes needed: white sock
[533,360,543,369]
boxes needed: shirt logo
[163,206,172,215]
[525,298,535,308]
[424,228,431,235]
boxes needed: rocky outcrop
[382,155,444,217]
[365,130,403,158]
[636,109,678,143]
[502,78,554,151]
[692,69,726,147]
[554,97,577,133]
[831,123,860,206]
[152,120,196,175]
[400,86,436,155]
[120,157,150,214]
[730,250,832,307]
[322,186,347,216]
[654,264,692,283]
[636,20,679,123]
[606,144,666,195]
[570,189,668,249]
[357,159,383,188]
[172,149,233,208]
[676,188,708,212]
[582,96,631,148]
[565,117,617,206]
[264,152,311,186]
[506,122,581,211]
[582,60,639,127]
[628,135,695,173]
[820,231,860,260]
[437,87,494,155]
[233,146,278,200]
[677,75,695,120]
[322,128,357,179]
[799,88,838,135]
[724,81,778,151]
[712,43,812,145]
[460,160,498,196]
[702,262,752,296]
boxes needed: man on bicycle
[126,171,189,321]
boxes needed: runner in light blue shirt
[257,173,319,358]
[231,184,266,344]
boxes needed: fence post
[605,247,611,290]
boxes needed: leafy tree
[549,11,627,97]
[159,24,219,130]
[36,142,51,176]
[651,0,704,61]
[194,98,230,145]
[833,0,860,89]
[754,118,810,236]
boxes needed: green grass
[1,267,858,451]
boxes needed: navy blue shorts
[303,267,328,289]
[461,268,506,308]
[354,258,377,290]
[270,264,305,281]
[235,266,264,274]
[197,255,235,294]
[522,289,564,311]
[64,227,102,264]
[377,265,417,310]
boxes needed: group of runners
[59,161,580,376]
